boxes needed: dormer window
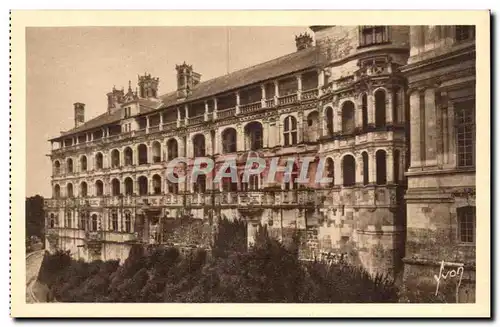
[359,26,390,47]
[124,107,132,118]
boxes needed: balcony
[162,121,177,131]
[301,88,318,100]
[85,230,104,242]
[278,93,298,106]
[217,107,236,119]
[240,101,262,114]
[188,115,204,125]
[148,125,160,133]
[265,99,275,108]
[134,128,146,137]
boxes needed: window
[124,147,133,166]
[342,155,356,187]
[361,94,368,130]
[79,212,87,230]
[138,144,148,165]
[376,150,387,185]
[95,153,103,170]
[283,116,298,146]
[455,26,475,42]
[167,139,178,161]
[325,107,334,136]
[359,26,390,46]
[193,134,206,157]
[49,213,56,228]
[54,184,61,199]
[362,152,369,185]
[167,173,179,194]
[138,176,148,195]
[457,206,475,243]
[152,141,161,163]
[325,157,334,187]
[54,161,61,175]
[111,179,120,196]
[91,214,98,231]
[111,212,118,231]
[455,100,475,168]
[66,183,74,198]
[111,149,120,168]
[124,177,134,195]
[66,211,72,228]
[249,175,259,191]
[124,212,131,233]
[80,156,87,172]
[80,182,88,197]
[124,107,131,118]
[375,89,387,128]
[66,158,74,174]
[341,101,355,134]
[95,180,104,196]
[152,174,162,194]
[245,122,263,150]
[222,128,237,153]
[195,175,206,193]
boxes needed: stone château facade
[43,26,476,290]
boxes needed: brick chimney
[295,32,314,51]
[74,102,85,128]
[176,62,201,100]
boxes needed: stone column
[204,100,209,121]
[213,98,218,120]
[297,112,304,144]
[146,117,150,133]
[263,120,270,148]
[386,89,394,125]
[296,74,302,100]
[176,107,181,128]
[355,96,363,129]
[184,104,189,125]
[333,109,342,134]
[235,92,240,115]
[159,113,163,131]
[386,150,394,183]
[274,80,279,101]
[367,92,375,126]
[446,101,456,168]
[317,69,325,96]
[205,131,212,156]
[214,128,221,155]
[261,84,266,108]
[409,91,422,168]
[424,88,437,166]
[236,124,244,151]
[368,150,376,184]
[355,153,364,185]
[334,156,341,187]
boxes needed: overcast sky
[26,26,309,197]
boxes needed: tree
[26,195,45,250]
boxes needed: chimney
[74,103,85,128]
[175,62,201,100]
[138,73,159,99]
[295,33,314,51]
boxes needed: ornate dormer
[123,80,139,103]
[176,62,201,100]
[295,32,314,51]
[106,86,125,112]
[138,73,159,99]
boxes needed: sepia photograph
[11,10,490,318]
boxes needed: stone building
[402,25,476,302]
[43,26,476,286]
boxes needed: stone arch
[192,133,206,157]
[152,174,162,194]
[79,155,88,172]
[324,106,334,136]
[244,121,263,150]
[111,178,120,196]
[341,154,356,187]
[111,149,120,168]
[124,146,133,166]
[166,138,179,161]
[138,144,148,165]
[53,160,61,175]
[361,151,369,185]
[305,110,319,142]
[66,158,74,173]
[341,100,355,134]
[283,115,298,146]
[53,184,61,198]
[95,152,104,170]
[95,180,104,196]
[66,182,74,198]
[124,177,134,195]
[221,127,237,153]
[374,88,387,128]
[80,181,88,197]
[376,149,387,185]
[137,175,148,195]
[152,141,162,163]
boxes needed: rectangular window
[112,212,118,231]
[359,26,390,47]
[455,100,475,168]
[457,206,475,243]
[455,25,475,42]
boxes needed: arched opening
[124,147,133,166]
[66,183,74,198]
[375,89,386,128]
[111,211,118,231]
[138,176,148,195]
[306,111,319,142]
[152,174,162,194]
[80,156,87,172]
[111,178,120,196]
[49,213,55,228]
[66,158,73,174]
[167,173,179,194]
[195,175,206,193]
[342,155,356,187]
[138,144,148,165]
[325,157,334,187]
[361,93,368,130]
[152,141,161,163]
[325,107,334,136]
[79,212,87,230]
[376,150,387,185]
[124,177,133,195]
[80,182,88,197]
[193,134,206,157]
[95,152,103,170]
[53,184,61,199]
[283,116,298,146]
[362,152,369,185]
[167,139,178,161]
[222,128,237,153]
[341,101,355,134]
[66,211,72,228]
[221,176,238,192]
[111,149,120,168]
[394,149,400,183]
[244,122,263,150]
[95,180,104,196]
[124,212,132,233]
[91,214,98,232]
[54,161,61,175]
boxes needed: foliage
[26,195,45,248]
[41,221,399,303]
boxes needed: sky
[26,26,310,197]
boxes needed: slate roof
[52,46,321,141]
